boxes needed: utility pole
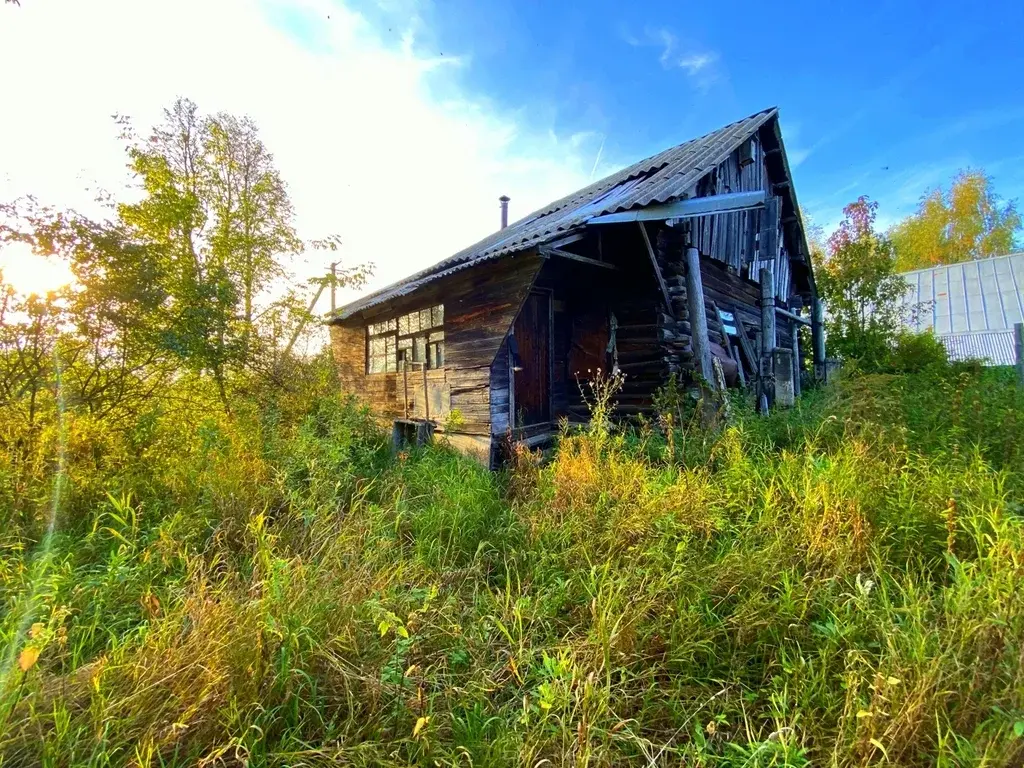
[330,261,338,313]
[284,262,336,357]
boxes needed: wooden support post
[791,321,801,398]
[1016,322,1024,388]
[403,362,409,418]
[422,363,430,421]
[685,245,713,385]
[812,298,826,381]
[759,267,776,410]
[760,268,776,353]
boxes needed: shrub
[886,330,948,373]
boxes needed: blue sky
[346,0,1024,231]
[2,0,1022,310]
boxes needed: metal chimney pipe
[499,195,510,229]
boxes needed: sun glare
[0,243,74,297]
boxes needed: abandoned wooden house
[328,107,823,466]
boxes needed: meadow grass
[1,363,1022,766]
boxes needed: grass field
[1,362,1023,766]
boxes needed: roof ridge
[334,107,781,320]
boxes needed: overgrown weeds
[1,360,1023,766]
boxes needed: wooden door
[512,291,551,426]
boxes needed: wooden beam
[775,305,811,326]
[686,245,713,385]
[539,246,618,270]
[546,232,586,250]
[588,190,767,225]
[637,222,675,319]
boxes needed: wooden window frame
[366,304,445,375]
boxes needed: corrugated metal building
[898,252,1024,365]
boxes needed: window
[366,304,444,374]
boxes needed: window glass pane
[432,305,444,326]
[388,318,397,332]
[399,314,410,335]
[414,336,427,363]
[386,337,396,372]
[420,309,432,329]
[434,341,444,367]
[370,337,385,356]
[408,311,420,334]
[429,330,444,343]
[369,356,384,374]
[397,338,412,350]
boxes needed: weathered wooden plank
[638,222,674,318]
[539,246,618,270]
[711,301,745,387]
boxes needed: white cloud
[676,52,715,76]
[0,0,604,322]
[624,26,722,92]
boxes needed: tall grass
[1,362,1022,766]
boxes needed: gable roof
[334,107,785,321]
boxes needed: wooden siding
[692,135,766,273]
[330,250,544,445]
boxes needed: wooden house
[328,107,823,466]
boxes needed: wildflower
[18,646,40,672]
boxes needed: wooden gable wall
[328,249,544,460]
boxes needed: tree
[1,97,368,422]
[117,98,304,408]
[816,197,910,369]
[890,169,1022,271]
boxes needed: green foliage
[2,96,1023,768]
[815,197,911,369]
[2,98,369,421]
[890,169,1022,271]
[886,329,949,373]
[2,353,1023,765]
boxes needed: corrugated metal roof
[899,252,1024,334]
[898,252,1024,367]
[333,107,779,321]
[936,331,1017,366]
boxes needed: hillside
[1,361,1022,766]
